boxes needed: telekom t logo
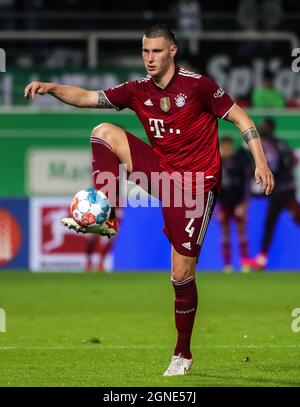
[149,118,165,138]
[149,118,181,139]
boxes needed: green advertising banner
[0,110,300,197]
[0,68,145,106]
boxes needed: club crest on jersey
[175,93,187,107]
[160,97,170,112]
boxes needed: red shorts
[126,131,218,258]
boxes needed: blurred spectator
[250,118,300,270]
[237,0,282,58]
[45,48,84,68]
[0,0,14,11]
[0,0,16,30]
[261,0,282,30]
[177,0,202,32]
[251,70,285,108]
[216,136,252,272]
[0,0,14,10]
[22,0,45,30]
[237,0,282,30]
[176,0,202,57]
[237,0,257,30]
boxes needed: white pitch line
[0,344,300,351]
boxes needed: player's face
[142,36,177,78]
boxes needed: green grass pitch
[0,271,300,387]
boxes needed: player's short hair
[144,24,176,45]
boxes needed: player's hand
[24,81,52,100]
[255,165,275,195]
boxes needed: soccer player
[217,136,252,272]
[249,118,300,270]
[24,24,274,376]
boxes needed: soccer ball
[70,188,111,227]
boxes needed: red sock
[221,240,231,266]
[172,277,198,359]
[91,135,120,207]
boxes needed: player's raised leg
[62,123,133,236]
[163,247,196,376]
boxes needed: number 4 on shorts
[185,218,195,237]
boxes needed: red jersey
[103,66,235,192]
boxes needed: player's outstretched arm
[24,82,113,109]
[225,104,275,195]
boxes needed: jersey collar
[151,65,179,91]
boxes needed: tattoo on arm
[242,126,260,144]
[97,90,113,108]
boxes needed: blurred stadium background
[1,0,300,272]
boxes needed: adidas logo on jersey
[182,242,192,250]
[144,99,153,106]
